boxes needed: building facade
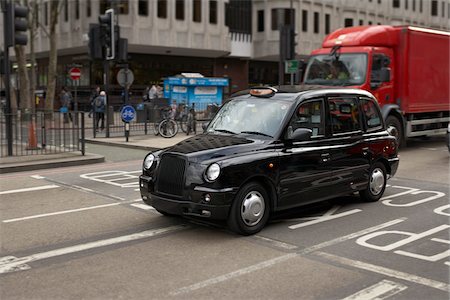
[2,0,449,105]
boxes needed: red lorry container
[303,25,450,145]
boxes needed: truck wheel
[359,162,387,202]
[386,115,404,147]
[227,182,270,235]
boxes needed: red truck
[303,25,450,145]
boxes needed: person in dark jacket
[94,91,106,131]
[89,86,101,118]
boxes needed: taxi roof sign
[249,87,277,97]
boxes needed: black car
[140,87,399,235]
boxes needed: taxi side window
[360,98,382,130]
[328,97,361,134]
[289,99,325,137]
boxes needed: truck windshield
[304,54,367,86]
[207,98,293,138]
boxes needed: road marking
[0,225,187,274]
[80,170,140,188]
[252,235,298,250]
[0,185,59,195]
[289,208,362,229]
[170,219,406,295]
[130,203,155,211]
[315,251,450,292]
[170,253,298,296]
[30,175,46,179]
[342,280,407,300]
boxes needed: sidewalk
[0,132,192,174]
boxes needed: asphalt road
[1,137,449,299]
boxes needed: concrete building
[2,0,449,105]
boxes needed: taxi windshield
[207,97,293,138]
[304,54,367,86]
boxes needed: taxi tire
[227,182,270,235]
[360,162,387,202]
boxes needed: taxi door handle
[321,153,331,162]
[362,147,369,156]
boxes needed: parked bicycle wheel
[159,119,178,138]
[179,114,188,133]
[152,122,160,135]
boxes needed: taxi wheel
[360,162,387,202]
[227,182,270,235]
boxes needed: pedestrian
[94,91,106,131]
[148,85,157,100]
[89,86,101,118]
[60,87,73,123]
[170,100,177,120]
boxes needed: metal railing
[0,110,85,157]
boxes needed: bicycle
[157,106,178,138]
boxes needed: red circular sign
[69,67,81,80]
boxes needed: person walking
[60,87,73,123]
[94,91,106,131]
[89,86,101,118]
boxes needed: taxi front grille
[156,155,185,196]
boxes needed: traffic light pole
[104,59,110,138]
[2,2,13,156]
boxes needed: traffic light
[288,26,297,60]
[88,24,103,60]
[98,8,115,60]
[5,2,29,47]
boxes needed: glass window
[302,10,308,32]
[257,10,264,32]
[314,12,319,33]
[371,54,389,82]
[328,97,361,134]
[304,54,368,86]
[442,1,445,17]
[44,2,48,26]
[289,100,325,137]
[431,0,438,16]
[393,0,400,8]
[64,0,68,21]
[139,0,148,16]
[176,0,185,20]
[118,0,129,14]
[209,0,217,24]
[413,0,416,11]
[344,18,353,27]
[325,14,330,34]
[360,99,382,130]
[193,0,201,22]
[75,0,79,19]
[87,0,92,17]
[405,0,408,9]
[158,0,167,18]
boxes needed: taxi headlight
[143,154,155,170]
[205,163,221,182]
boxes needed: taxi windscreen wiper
[214,129,237,135]
[240,131,273,138]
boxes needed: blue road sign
[120,105,136,123]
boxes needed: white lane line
[342,280,407,300]
[0,185,59,195]
[170,219,406,296]
[253,235,298,250]
[316,252,450,292]
[289,209,362,229]
[131,203,155,211]
[170,253,297,296]
[30,175,46,179]
[0,225,187,274]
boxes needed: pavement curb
[85,138,161,151]
[0,154,105,174]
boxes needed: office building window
[368,21,373,25]
[442,1,445,17]
[64,0,68,21]
[359,19,363,25]
[176,0,185,20]
[393,0,400,8]
[314,12,319,33]
[118,0,129,14]
[44,2,48,26]
[405,0,408,9]
[193,0,201,22]
[431,0,438,16]
[75,0,79,19]
[87,0,91,17]
[209,0,217,24]
[420,0,423,12]
[412,0,416,11]
[158,0,167,18]
[448,3,450,18]
[138,0,148,16]
[257,10,264,32]
[344,18,353,27]
[325,13,330,34]
[302,10,308,32]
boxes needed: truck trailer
[303,25,450,145]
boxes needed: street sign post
[69,67,81,124]
[69,67,81,80]
[120,105,136,142]
[117,68,134,88]
[285,60,298,85]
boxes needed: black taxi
[139,86,399,235]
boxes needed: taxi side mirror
[287,127,312,141]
